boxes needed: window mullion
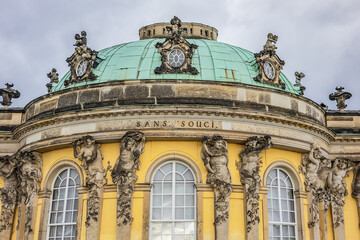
[62,168,70,240]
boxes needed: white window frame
[46,167,80,240]
[267,168,298,240]
[149,161,197,240]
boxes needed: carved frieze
[254,33,285,89]
[154,16,199,75]
[73,135,107,227]
[0,83,20,108]
[111,131,145,229]
[236,135,271,234]
[65,31,98,86]
[201,135,232,239]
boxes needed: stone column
[16,151,43,240]
[236,135,271,240]
[111,131,145,240]
[0,155,18,240]
[201,135,232,240]
[73,135,108,240]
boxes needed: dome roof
[51,38,301,95]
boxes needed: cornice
[13,106,335,143]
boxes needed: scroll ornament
[73,135,108,226]
[111,131,145,226]
[201,135,232,226]
[236,135,272,233]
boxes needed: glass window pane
[183,170,194,181]
[185,196,194,206]
[174,222,185,234]
[176,163,187,174]
[153,183,162,194]
[164,173,172,181]
[153,196,161,206]
[175,208,184,219]
[150,162,196,239]
[185,222,195,234]
[185,183,194,193]
[161,163,172,174]
[163,208,172,220]
[154,171,164,181]
[163,183,172,194]
[267,168,297,240]
[176,173,184,181]
[163,195,171,207]
[175,195,184,206]
[176,183,184,194]
[48,168,79,239]
[185,208,194,219]
[152,208,161,220]
[152,223,162,235]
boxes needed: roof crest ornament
[154,16,199,75]
[46,68,59,93]
[64,31,98,87]
[254,33,286,90]
[329,87,352,112]
[294,71,306,95]
[0,83,20,108]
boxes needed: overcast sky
[1,0,359,110]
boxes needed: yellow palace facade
[0,17,359,240]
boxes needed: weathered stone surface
[39,100,57,113]
[79,90,100,104]
[0,113,12,120]
[125,86,149,99]
[151,85,175,98]
[58,92,78,108]
[26,105,35,120]
[291,99,298,112]
[101,87,124,101]
[259,93,271,104]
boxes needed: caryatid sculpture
[299,145,331,231]
[16,151,42,240]
[0,83,20,108]
[237,135,271,238]
[111,131,145,239]
[351,162,360,227]
[73,135,108,239]
[327,158,353,229]
[201,135,232,240]
[0,155,18,237]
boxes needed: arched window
[150,162,196,240]
[47,168,80,240]
[267,168,297,240]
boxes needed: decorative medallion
[154,16,199,75]
[254,33,285,89]
[64,31,98,86]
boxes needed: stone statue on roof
[0,83,20,108]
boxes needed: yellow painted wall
[3,140,359,239]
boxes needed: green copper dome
[52,38,301,94]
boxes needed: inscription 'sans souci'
[136,120,217,128]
